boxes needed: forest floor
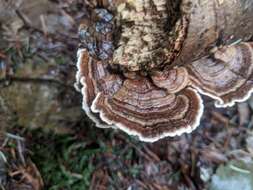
[1,0,253,190]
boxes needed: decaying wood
[77,0,253,142]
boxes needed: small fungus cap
[187,43,253,107]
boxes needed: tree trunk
[177,0,253,65]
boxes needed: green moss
[29,131,107,190]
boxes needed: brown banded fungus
[76,0,253,142]
[187,43,253,107]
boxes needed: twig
[0,76,77,91]
[229,164,251,174]
[6,133,25,141]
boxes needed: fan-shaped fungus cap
[77,49,203,142]
[91,78,203,142]
[151,67,189,93]
[76,49,112,128]
[187,42,253,107]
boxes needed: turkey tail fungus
[76,0,253,142]
[187,43,253,108]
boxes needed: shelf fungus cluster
[76,0,253,142]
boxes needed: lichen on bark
[112,0,186,72]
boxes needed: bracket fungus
[187,43,253,108]
[76,0,253,142]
